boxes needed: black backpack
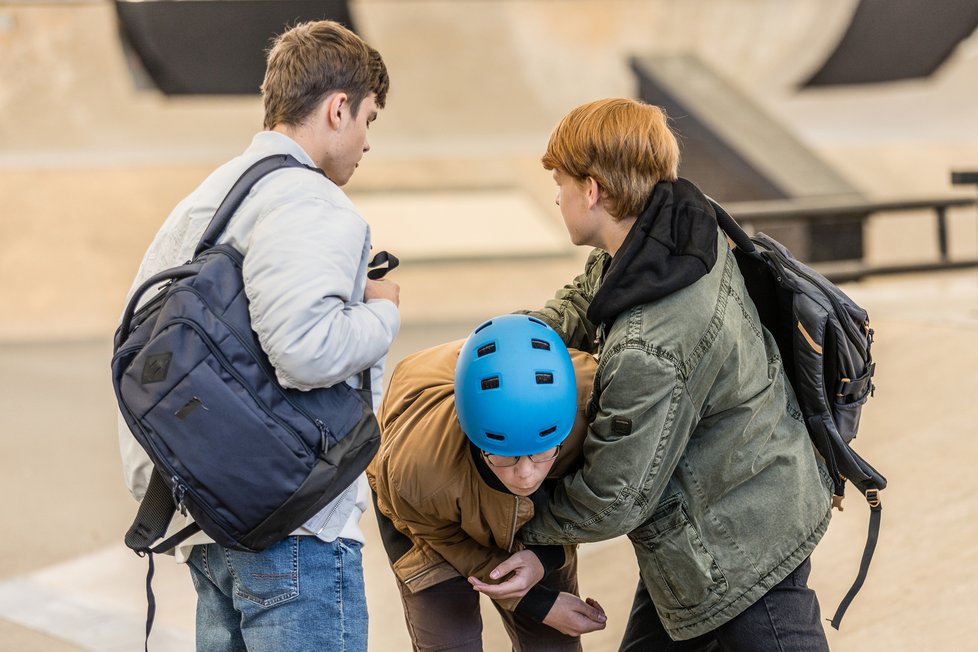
[112,154,391,646]
[714,202,886,630]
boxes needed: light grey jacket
[522,179,832,640]
[117,131,399,554]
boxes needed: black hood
[586,178,720,326]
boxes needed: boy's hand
[365,278,400,306]
[467,549,544,599]
[543,594,607,636]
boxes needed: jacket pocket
[628,494,727,619]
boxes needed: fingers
[364,278,400,306]
[571,596,607,628]
[568,597,607,634]
[556,610,606,636]
[487,556,520,581]
[543,593,608,636]
[572,614,607,635]
[585,596,607,620]
[570,606,608,634]
[468,551,542,599]
[467,575,525,600]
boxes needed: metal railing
[724,194,978,283]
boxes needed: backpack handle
[193,154,323,257]
[115,264,202,351]
[709,197,756,254]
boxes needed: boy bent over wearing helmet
[367,315,607,651]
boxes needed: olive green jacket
[523,233,833,640]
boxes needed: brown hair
[261,21,389,130]
[542,99,680,220]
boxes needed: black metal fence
[725,193,977,283]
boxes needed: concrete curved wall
[1,0,976,341]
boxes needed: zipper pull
[594,323,606,349]
[171,478,187,516]
[315,419,328,454]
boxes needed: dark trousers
[619,557,829,652]
[396,556,581,652]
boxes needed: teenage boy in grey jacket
[473,98,833,650]
[117,21,398,651]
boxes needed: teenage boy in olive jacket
[473,99,834,651]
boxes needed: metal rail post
[950,171,978,306]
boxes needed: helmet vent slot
[527,317,547,327]
[535,372,554,384]
[539,426,557,436]
[477,343,497,357]
[531,339,551,351]
[486,432,505,441]
[481,376,500,390]
[474,320,493,334]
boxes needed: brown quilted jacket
[367,339,597,612]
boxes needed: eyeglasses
[482,445,561,468]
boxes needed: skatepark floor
[1,267,976,651]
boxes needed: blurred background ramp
[631,53,867,262]
[803,0,978,86]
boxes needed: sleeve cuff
[365,298,401,335]
[524,544,566,576]
[514,584,560,623]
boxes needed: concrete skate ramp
[803,0,978,86]
[632,55,865,261]
[116,0,355,94]
[632,54,862,203]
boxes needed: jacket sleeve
[242,196,400,391]
[520,249,607,353]
[520,345,696,544]
[385,487,538,613]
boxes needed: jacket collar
[469,441,512,493]
[246,131,320,169]
[586,178,720,326]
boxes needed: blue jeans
[186,536,367,652]
[619,557,828,651]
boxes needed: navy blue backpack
[112,155,392,647]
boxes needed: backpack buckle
[865,489,881,508]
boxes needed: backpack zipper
[170,477,237,537]
[170,282,337,451]
[117,385,238,536]
[172,480,187,516]
[316,419,328,454]
[172,317,313,457]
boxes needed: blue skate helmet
[454,314,577,457]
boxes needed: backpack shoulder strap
[708,197,756,254]
[125,470,202,652]
[193,154,323,257]
[830,491,883,629]
[124,469,200,554]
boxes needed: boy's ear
[322,92,350,130]
[585,176,602,210]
